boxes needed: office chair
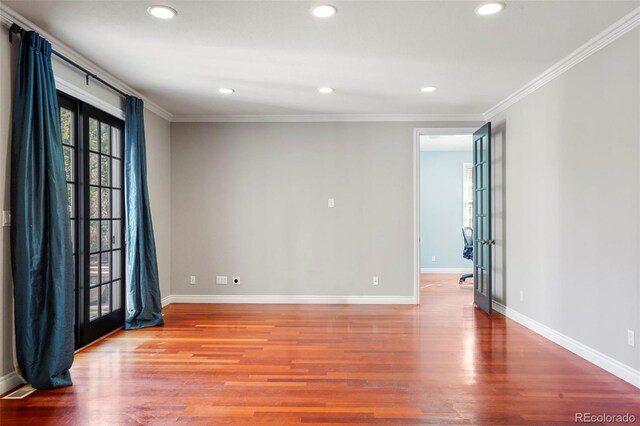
[459,226,473,284]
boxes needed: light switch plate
[328,198,335,208]
[216,276,228,285]
[2,211,10,227]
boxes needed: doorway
[413,127,478,304]
[58,92,126,348]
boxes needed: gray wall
[420,150,473,269]
[492,28,640,371]
[170,121,479,298]
[0,29,172,379]
[144,110,172,300]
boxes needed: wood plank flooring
[1,274,638,425]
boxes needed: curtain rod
[9,22,129,98]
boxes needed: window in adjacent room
[463,163,474,228]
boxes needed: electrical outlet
[2,211,10,227]
[216,276,228,285]
[628,330,635,347]
[431,256,436,262]
[372,276,379,286]
[519,291,524,302]
[232,276,241,285]
[328,198,335,208]
[189,276,196,285]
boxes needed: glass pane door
[58,92,125,347]
[58,94,80,347]
[473,122,492,315]
[83,104,125,344]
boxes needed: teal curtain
[124,96,164,329]
[10,32,74,389]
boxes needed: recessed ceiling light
[318,87,335,94]
[147,5,177,19]
[476,2,505,16]
[218,88,235,94]
[312,5,337,18]
[421,86,437,93]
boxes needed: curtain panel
[124,96,164,330]
[10,31,75,389]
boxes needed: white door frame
[413,126,481,304]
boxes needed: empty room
[0,1,639,424]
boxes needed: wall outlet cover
[372,276,379,286]
[216,276,228,285]
[2,211,10,227]
[189,276,196,285]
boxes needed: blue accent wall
[420,150,473,269]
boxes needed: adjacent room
[0,1,639,424]
[419,129,478,310]
[419,130,474,284]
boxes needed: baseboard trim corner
[492,301,640,388]
[161,295,172,307]
[163,294,416,305]
[0,371,23,395]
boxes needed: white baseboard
[161,295,172,307]
[163,294,416,305]
[493,301,640,388]
[0,371,23,395]
[420,268,472,274]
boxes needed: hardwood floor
[1,274,638,425]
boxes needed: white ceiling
[3,1,637,118]
[420,135,472,151]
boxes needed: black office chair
[459,226,473,284]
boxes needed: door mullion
[79,101,90,347]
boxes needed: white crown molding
[0,5,174,122]
[493,301,640,388]
[171,114,485,123]
[164,294,417,305]
[484,6,640,120]
[0,371,23,395]
[3,3,637,125]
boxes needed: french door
[472,123,493,315]
[58,93,126,347]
